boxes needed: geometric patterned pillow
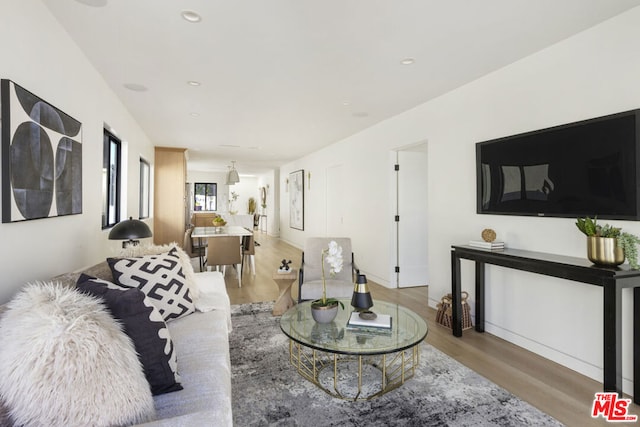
[76,274,183,396]
[107,247,195,321]
[119,243,200,301]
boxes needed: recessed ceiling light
[181,10,202,23]
[74,0,107,7]
[190,112,200,117]
[187,80,201,86]
[400,58,415,65]
[219,144,241,148]
[123,83,148,92]
[342,101,351,106]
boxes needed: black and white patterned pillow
[77,274,183,395]
[107,247,195,321]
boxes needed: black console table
[451,245,640,403]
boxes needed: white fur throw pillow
[0,282,155,426]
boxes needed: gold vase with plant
[311,240,345,323]
[576,216,640,269]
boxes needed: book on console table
[469,240,505,250]
[347,312,392,330]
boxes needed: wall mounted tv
[477,109,640,220]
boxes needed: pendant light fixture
[226,160,240,185]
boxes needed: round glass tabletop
[280,299,428,355]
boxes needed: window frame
[194,182,217,211]
[139,157,150,219]
[102,129,121,229]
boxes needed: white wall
[0,2,155,303]
[256,170,279,236]
[186,170,227,212]
[229,177,259,215]
[280,7,640,394]
[187,168,280,235]
[187,170,260,215]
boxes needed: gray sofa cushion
[138,309,232,426]
[51,261,114,288]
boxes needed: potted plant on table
[576,217,640,269]
[311,240,345,323]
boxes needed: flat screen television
[476,109,640,220]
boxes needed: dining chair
[206,236,243,287]
[242,234,256,276]
[191,212,218,227]
[183,226,206,258]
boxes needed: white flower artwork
[289,170,304,230]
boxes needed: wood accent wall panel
[154,147,186,246]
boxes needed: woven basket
[435,292,473,331]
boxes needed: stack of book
[469,240,505,250]
[346,312,392,330]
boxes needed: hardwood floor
[215,232,625,426]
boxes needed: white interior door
[396,145,428,287]
[326,164,344,236]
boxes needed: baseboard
[427,297,634,396]
[366,272,390,288]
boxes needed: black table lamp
[351,274,373,311]
[108,217,152,248]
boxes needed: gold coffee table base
[288,340,420,401]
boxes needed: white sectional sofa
[138,271,233,426]
[0,248,233,427]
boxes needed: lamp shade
[227,169,239,185]
[351,274,373,311]
[108,217,152,241]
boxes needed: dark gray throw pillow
[77,274,183,395]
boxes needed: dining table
[192,225,254,272]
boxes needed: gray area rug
[230,302,564,426]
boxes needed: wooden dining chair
[206,236,243,287]
[242,234,256,276]
[183,226,206,258]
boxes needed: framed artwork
[1,80,82,223]
[289,169,304,230]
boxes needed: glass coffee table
[280,299,428,401]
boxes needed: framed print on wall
[289,169,304,230]
[1,79,82,223]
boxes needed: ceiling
[42,0,640,175]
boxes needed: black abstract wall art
[1,80,82,222]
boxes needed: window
[139,158,150,219]
[102,129,121,229]
[194,182,217,211]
